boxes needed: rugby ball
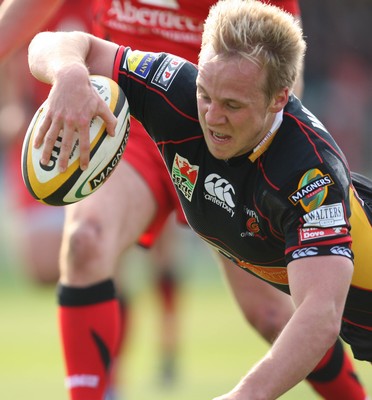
[21,75,130,206]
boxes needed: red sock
[306,338,367,400]
[58,280,121,400]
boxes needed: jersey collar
[248,110,283,163]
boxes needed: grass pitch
[0,243,371,399]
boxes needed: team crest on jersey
[127,50,156,79]
[240,206,265,238]
[151,55,185,90]
[289,168,334,212]
[172,153,199,201]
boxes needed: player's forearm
[219,306,340,399]
[28,31,91,85]
[0,0,63,61]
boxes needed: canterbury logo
[204,173,236,217]
[205,174,235,206]
[330,246,352,258]
[292,247,319,259]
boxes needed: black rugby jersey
[115,47,372,329]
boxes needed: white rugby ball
[21,75,130,206]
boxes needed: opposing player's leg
[58,117,183,400]
[149,213,181,385]
[219,255,368,400]
[1,86,64,285]
[18,205,64,283]
[58,160,157,400]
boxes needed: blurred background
[300,0,372,174]
[0,0,371,399]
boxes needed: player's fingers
[38,119,63,167]
[77,121,91,170]
[98,99,117,137]
[56,122,76,173]
[33,112,52,149]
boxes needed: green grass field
[0,239,371,400]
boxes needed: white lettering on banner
[139,0,179,10]
[65,374,99,389]
[107,1,202,32]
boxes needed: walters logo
[289,168,333,212]
[172,153,199,201]
[204,173,236,217]
[303,202,346,227]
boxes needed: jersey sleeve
[281,164,353,264]
[113,46,199,142]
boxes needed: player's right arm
[28,30,118,171]
[0,0,63,61]
[213,254,353,400]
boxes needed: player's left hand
[33,65,117,172]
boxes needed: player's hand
[33,67,117,172]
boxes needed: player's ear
[268,87,289,113]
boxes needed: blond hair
[201,0,306,101]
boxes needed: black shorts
[340,320,372,362]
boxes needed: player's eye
[226,102,241,110]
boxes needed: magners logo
[289,168,333,212]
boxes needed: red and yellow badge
[289,168,334,212]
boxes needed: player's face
[197,49,284,160]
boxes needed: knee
[25,263,60,285]
[63,217,105,268]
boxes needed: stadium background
[0,0,371,398]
